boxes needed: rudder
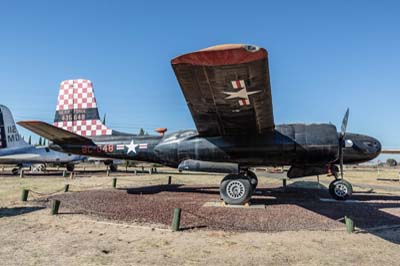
[0,105,29,148]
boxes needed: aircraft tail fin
[0,105,30,149]
[53,79,112,137]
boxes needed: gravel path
[46,184,400,232]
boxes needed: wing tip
[171,44,267,66]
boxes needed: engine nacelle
[276,124,340,165]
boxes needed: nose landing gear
[328,179,353,200]
[219,170,258,205]
[327,164,353,200]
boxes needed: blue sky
[0,1,399,159]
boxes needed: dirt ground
[1,165,400,266]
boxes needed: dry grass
[1,166,400,266]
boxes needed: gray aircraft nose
[342,133,382,164]
[362,136,381,155]
[352,135,381,159]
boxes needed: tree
[138,128,145,136]
[28,136,31,145]
[386,158,397,167]
[102,113,106,125]
[38,137,42,146]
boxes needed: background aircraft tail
[0,105,30,149]
[53,79,112,137]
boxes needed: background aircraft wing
[17,121,94,145]
[381,149,400,154]
[171,44,274,136]
[0,154,41,160]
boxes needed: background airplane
[0,104,84,174]
[19,44,381,204]
[381,149,400,154]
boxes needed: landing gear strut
[109,164,118,172]
[66,163,75,172]
[246,171,258,192]
[219,170,258,205]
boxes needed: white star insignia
[126,140,138,154]
[223,88,261,100]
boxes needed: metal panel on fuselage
[62,134,163,164]
[179,132,295,166]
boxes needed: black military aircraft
[19,44,381,205]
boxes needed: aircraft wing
[381,149,400,154]
[171,44,274,136]
[0,154,40,160]
[17,121,94,145]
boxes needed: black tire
[66,164,75,172]
[246,171,258,192]
[329,179,353,200]
[220,174,252,205]
[109,164,118,172]
[11,168,20,175]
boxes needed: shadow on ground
[0,206,45,218]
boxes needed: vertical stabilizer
[53,79,112,137]
[0,105,29,148]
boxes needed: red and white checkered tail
[53,79,112,137]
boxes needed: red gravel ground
[46,184,400,232]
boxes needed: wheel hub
[226,180,246,199]
[334,183,348,197]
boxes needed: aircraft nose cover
[362,136,382,155]
[375,139,382,154]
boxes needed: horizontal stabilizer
[17,121,94,145]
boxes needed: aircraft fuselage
[49,123,381,173]
[0,145,84,165]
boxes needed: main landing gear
[11,167,22,175]
[219,170,258,205]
